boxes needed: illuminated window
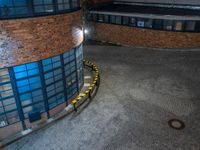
[57,0,70,11]
[33,0,54,13]
[129,17,136,26]
[174,21,183,31]
[0,44,83,127]
[137,19,145,27]
[98,14,104,22]
[14,62,45,118]
[66,72,77,99]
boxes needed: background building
[87,0,200,48]
[0,0,84,140]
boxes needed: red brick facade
[89,22,200,49]
[0,10,83,68]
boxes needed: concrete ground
[6,43,200,150]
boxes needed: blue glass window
[57,0,70,11]
[0,68,19,127]
[33,0,54,13]
[0,0,28,17]
[63,49,75,64]
[0,44,83,127]
[71,0,79,8]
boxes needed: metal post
[74,48,80,92]
[38,61,50,118]
[60,54,69,105]
[69,0,73,10]
[27,0,34,16]
[53,0,58,13]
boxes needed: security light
[84,29,88,34]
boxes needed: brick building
[0,0,84,140]
[87,0,200,48]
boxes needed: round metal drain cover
[168,119,185,130]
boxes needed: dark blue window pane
[42,58,51,66]
[30,82,41,90]
[44,64,53,72]
[47,90,55,97]
[14,0,27,6]
[45,72,53,79]
[32,90,43,97]
[45,78,54,85]
[53,62,61,68]
[55,74,62,81]
[33,95,43,102]
[20,93,32,101]
[47,85,54,92]
[29,77,40,84]
[70,55,75,61]
[63,51,69,58]
[54,69,62,75]
[52,56,60,62]
[18,85,30,93]
[15,7,28,15]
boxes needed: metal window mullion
[77,0,80,8]
[69,0,73,9]
[74,48,80,92]
[27,0,34,16]
[38,61,50,118]
[0,100,9,125]
[60,54,68,105]
[8,68,27,130]
[53,0,58,13]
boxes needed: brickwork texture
[0,10,83,68]
[89,22,200,49]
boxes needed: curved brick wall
[89,22,200,49]
[0,10,83,68]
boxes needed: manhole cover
[168,119,185,130]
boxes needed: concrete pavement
[6,43,200,150]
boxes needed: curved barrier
[72,60,100,111]
[0,60,100,149]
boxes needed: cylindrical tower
[0,0,84,140]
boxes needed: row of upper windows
[0,0,80,19]
[87,13,200,33]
